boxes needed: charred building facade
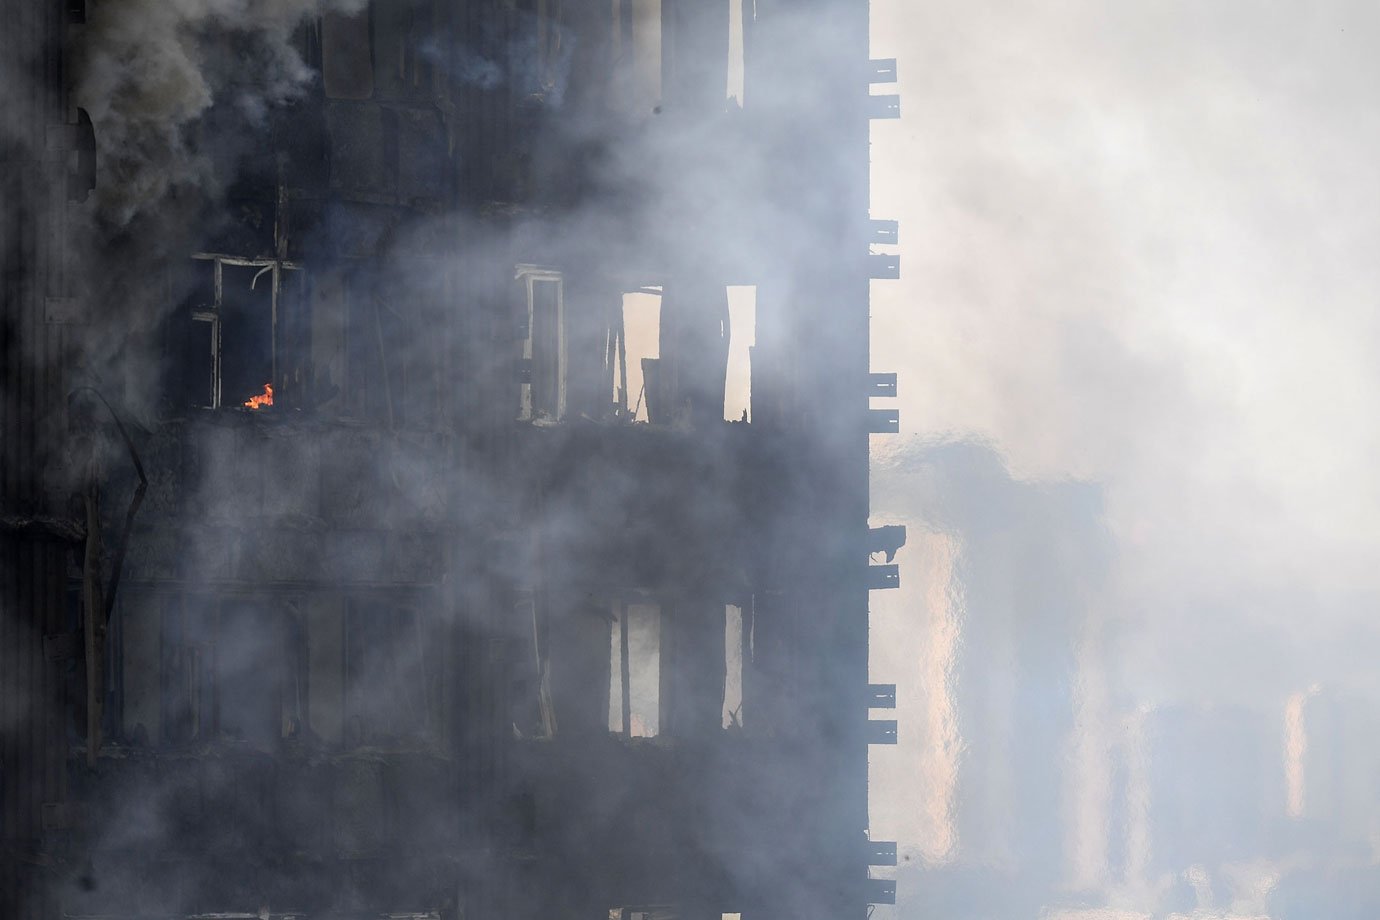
[2,1,902,918]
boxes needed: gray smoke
[75,0,367,226]
[31,1,880,917]
[10,0,1377,917]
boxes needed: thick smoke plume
[76,0,366,226]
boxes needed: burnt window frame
[188,252,305,410]
[607,597,662,738]
[158,592,306,748]
[610,0,662,115]
[516,264,567,422]
[342,592,445,749]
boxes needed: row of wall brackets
[868,58,900,121]
[868,683,896,709]
[866,719,898,745]
[865,51,902,919]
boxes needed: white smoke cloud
[867,2,1380,917]
[869,0,1380,705]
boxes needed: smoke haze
[868,2,1380,916]
[5,0,1379,918]
[76,0,369,225]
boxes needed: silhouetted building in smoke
[3,1,902,919]
[1283,686,1380,856]
[1136,704,1284,877]
[1270,687,1380,919]
[870,442,1113,917]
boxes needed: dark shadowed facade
[2,1,903,918]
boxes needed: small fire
[243,383,273,409]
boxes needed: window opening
[724,285,755,421]
[512,590,556,738]
[321,7,374,100]
[161,595,208,744]
[220,264,274,409]
[723,604,744,729]
[608,602,661,737]
[305,595,345,746]
[513,0,568,103]
[727,0,744,104]
[344,598,441,747]
[614,0,660,113]
[217,599,288,745]
[536,0,565,99]
[185,253,303,410]
[517,265,566,422]
[118,590,160,744]
[344,276,410,425]
[611,287,661,421]
[159,594,298,747]
[373,0,431,99]
[613,0,632,63]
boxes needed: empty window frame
[373,0,433,99]
[608,601,661,737]
[343,274,412,426]
[343,597,443,747]
[321,0,445,102]
[611,0,661,113]
[513,0,568,102]
[723,603,744,729]
[511,589,557,738]
[534,0,566,100]
[723,285,755,421]
[159,594,303,747]
[517,265,566,422]
[184,253,304,409]
[727,0,745,104]
[321,5,374,100]
[609,288,661,421]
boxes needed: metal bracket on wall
[868,684,897,709]
[869,219,899,245]
[866,840,899,866]
[868,58,898,84]
[867,253,900,279]
[868,373,898,398]
[866,564,900,590]
[867,409,900,434]
[866,878,898,905]
[867,94,901,120]
[866,719,898,745]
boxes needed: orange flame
[243,383,273,409]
